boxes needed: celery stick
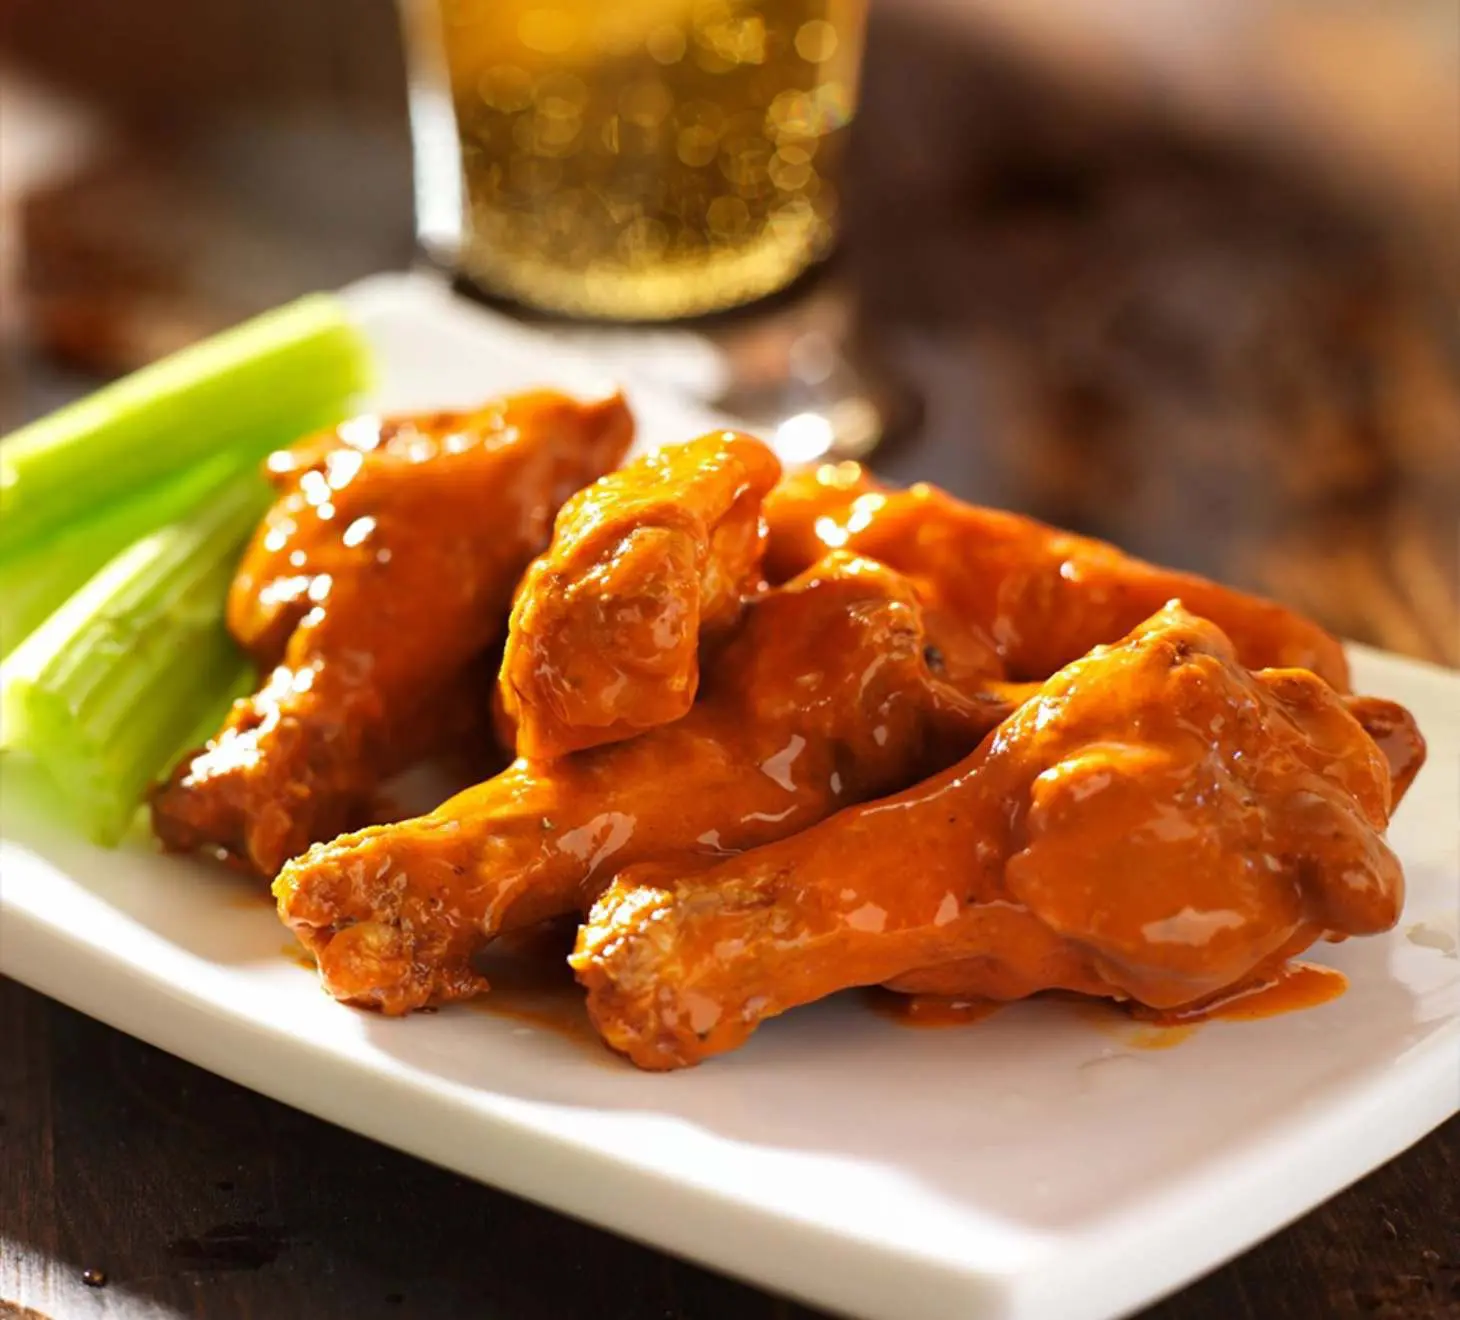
[0,293,371,557]
[92,655,258,848]
[0,450,259,659]
[0,471,269,846]
[90,657,257,848]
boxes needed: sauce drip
[281,941,316,972]
[1138,961,1348,1026]
[867,990,1005,1028]
[1125,1023,1198,1050]
[1060,995,1199,1050]
[467,925,599,1048]
[856,966,1343,1039]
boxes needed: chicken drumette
[765,463,1350,691]
[151,391,633,876]
[275,553,1019,1013]
[499,430,781,758]
[574,604,1414,1069]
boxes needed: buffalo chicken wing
[499,431,781,758]
[188,425,1423,1070]
[574,604,1408,1069]
[151,391,633,876]
[274,554,1019,1013]
[765,463,1350,691]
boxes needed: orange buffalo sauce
[281,940,317,971]
[1138,961,1348,1026]
[873,961,1347,1043]
[867,990,1006,1028]
[464,925,601,1048]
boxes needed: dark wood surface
[2,3,1458,1318]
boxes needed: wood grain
[2,1,1458,1317]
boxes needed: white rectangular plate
[3,272,1458,1320]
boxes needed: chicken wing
[764,463,1350,690]
[151,391,633,876]
[274,553,1017,1014]
[499,430,781,758]
[884,688,1424,1003]
[574,604,1403,1069]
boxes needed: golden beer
[429,0,867,320]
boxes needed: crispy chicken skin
[573,605,1404,1070]
[764,463,1351,692]
[275,554,1020,1014]
[499,431,782,759]
[151,391,633,877]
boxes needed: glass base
[442,260,912,465]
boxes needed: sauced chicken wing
[151,391,633,876]
[764,463,1350,691]
[500,431,781,758]
[883,689,1425,1000]
[574,604,1405,1069]
[275,554,1019,1014]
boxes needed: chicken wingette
[764,463,1351,691]
[499,430,781,759]
[151,391,633,876]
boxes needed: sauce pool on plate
[870,961,1347,1045]
[1138,961,1348,1026]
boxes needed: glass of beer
[402,0,868,323]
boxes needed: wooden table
[3,3,1458,1318]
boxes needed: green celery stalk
[99,657,257,848]
[0,293,371,557]
[0,451,259,659]
[0,471,270,846]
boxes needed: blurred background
[2,0,1458,660]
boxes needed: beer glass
[403,0,867,322]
